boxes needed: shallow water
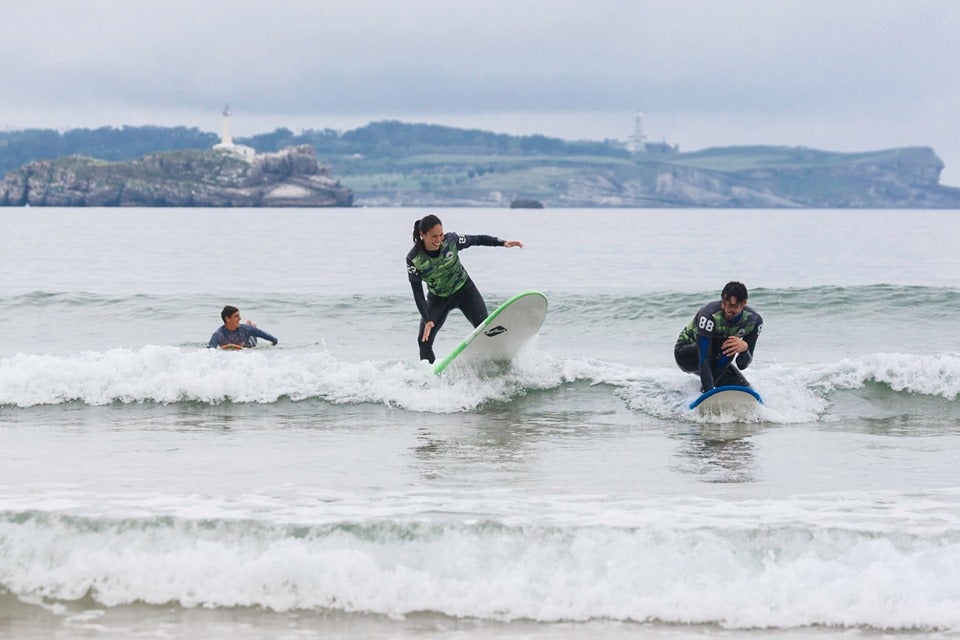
[1,207,959,637]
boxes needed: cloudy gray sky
[3,0,959,184]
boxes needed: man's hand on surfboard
[721,336,748,357]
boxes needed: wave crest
[3,496,960,629]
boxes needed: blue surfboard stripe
[688,385,763,410]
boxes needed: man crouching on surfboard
[406,214,523,364]
[674,281,763,392]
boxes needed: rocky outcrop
[542,147,960,208]
[354,145,960,208]
[509,198,544,209]
[0,145,353,207]
[4,139,958,209]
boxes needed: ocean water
[1,207,959,639]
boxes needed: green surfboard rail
[433,290,547,375]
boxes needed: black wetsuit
[406,232,504,363]
[674,300,763,392]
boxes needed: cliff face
[354,145,960,208]
[0,145,353,207]
[657,146,958,208]
[3,139,958,209]
[556,146,960,208]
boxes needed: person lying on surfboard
[674,281,763,392]
[406,214,523,364]
[207,305,279,350]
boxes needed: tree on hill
[0,126,217,177]
[235,121,627,158]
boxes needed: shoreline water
[6,595,946,640]
[2,208,959,637]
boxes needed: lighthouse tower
[627,112,647,155]
[219,104,234,146]
[213,104,255,161]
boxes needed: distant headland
[0,145,353,208]
[2,117,960,208]
[0,109,353,207]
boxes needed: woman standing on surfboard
[406,214,524,364]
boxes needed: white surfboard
[689,385,763,412]
[433,291,548,374]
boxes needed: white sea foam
[615,363,830,425]
[1,348,957,419]
[2,489,960,630]
[812,352,960,399]
[0,346,524,412]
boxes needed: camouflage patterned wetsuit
[406,232,504,363]
[674,300,763,392]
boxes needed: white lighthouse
[627,112,647,155]
[219,104,234,146]
[213,104,255,161]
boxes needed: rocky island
[0,144,353,207]
[3,121,960,208]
